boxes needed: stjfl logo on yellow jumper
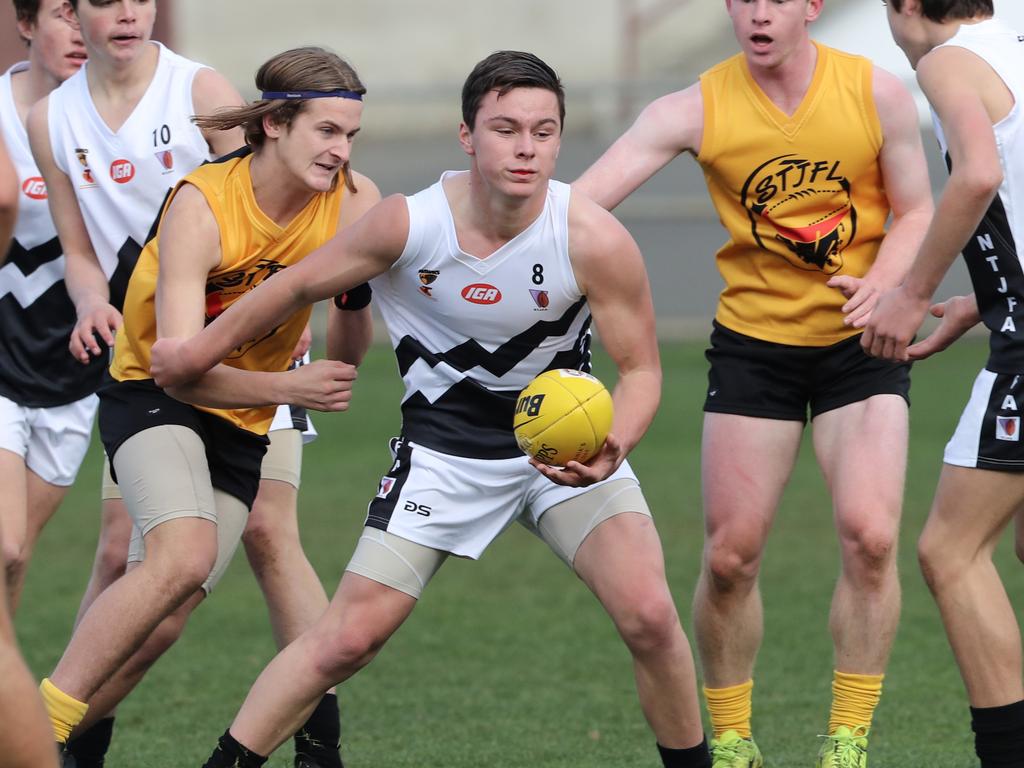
[740,154,856,275]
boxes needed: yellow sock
[829,670,883,734]
[39,678,88,744]
[704,679,753,739]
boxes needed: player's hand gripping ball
[513,369,613,466]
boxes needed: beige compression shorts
[346,478,650,599]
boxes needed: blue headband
[260,89,363,101]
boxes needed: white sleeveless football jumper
[364,173,640,559]
[47,42,211,312]
[934,20,1024,470]
[371,172,595,459]
[0,62,105,407]
[0,62,99,486]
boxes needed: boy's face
[265,97,363,194]
[459,86,562,201]
[725,0,823,70]
[68,0,155,65]
[20,0,87,83]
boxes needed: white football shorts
[946,368,1024,472]
[0,392,97,486]
[364,437,642,559]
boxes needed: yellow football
[513,369,613,466]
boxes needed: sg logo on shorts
[404,500,432,517]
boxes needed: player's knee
[917,528,958,594]
[311,627,388,681]
[704,542,761,590]
[146,541,217,596]
[840,522,897,576]
[616,591,681,655]
[241,518,274,566]
[94,536,129,585]
[2,540,26,587]
[242,515,297,566]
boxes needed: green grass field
[16,338,1020,767]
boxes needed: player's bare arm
[191,68,246,157]
[829,66,933,328]
[28,96,119,364]
[573,83,703,210]
[325,170,381,365]
[151,192,409,388]
[155,183,356,412]
[0,134,16,257]
[863,46,1006,361]
[532,194,661,488]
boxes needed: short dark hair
[461,51,565,133]
[888,0,993,22]
[12,0,41,25]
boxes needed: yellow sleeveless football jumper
[698,43,889,346]
[110,151,344,434]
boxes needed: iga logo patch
[21,177,47,200]
[997,416,1020,441]
[110,159,136,184]
[461,283,502,304]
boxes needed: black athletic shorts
[703,321,911,423]
[98,377,269,509]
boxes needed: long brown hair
[194,47,366,192]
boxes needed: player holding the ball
[575,1,934,766]
[154,51,712,768]
[514,369,614,467]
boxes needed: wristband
[334,282,372,310]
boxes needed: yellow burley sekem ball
[513,369,613,466]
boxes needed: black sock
[971,700,1024,768]
[657,737,711,768]
[294,693,343,768]
[66,717,115,768]
[202,730,268,768]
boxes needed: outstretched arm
[151,193,409,387]
[532,195,661,487]
[154,185,356,411]
[573,84,703,210]
[829,67,933,328]
[863,47,1006,361]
